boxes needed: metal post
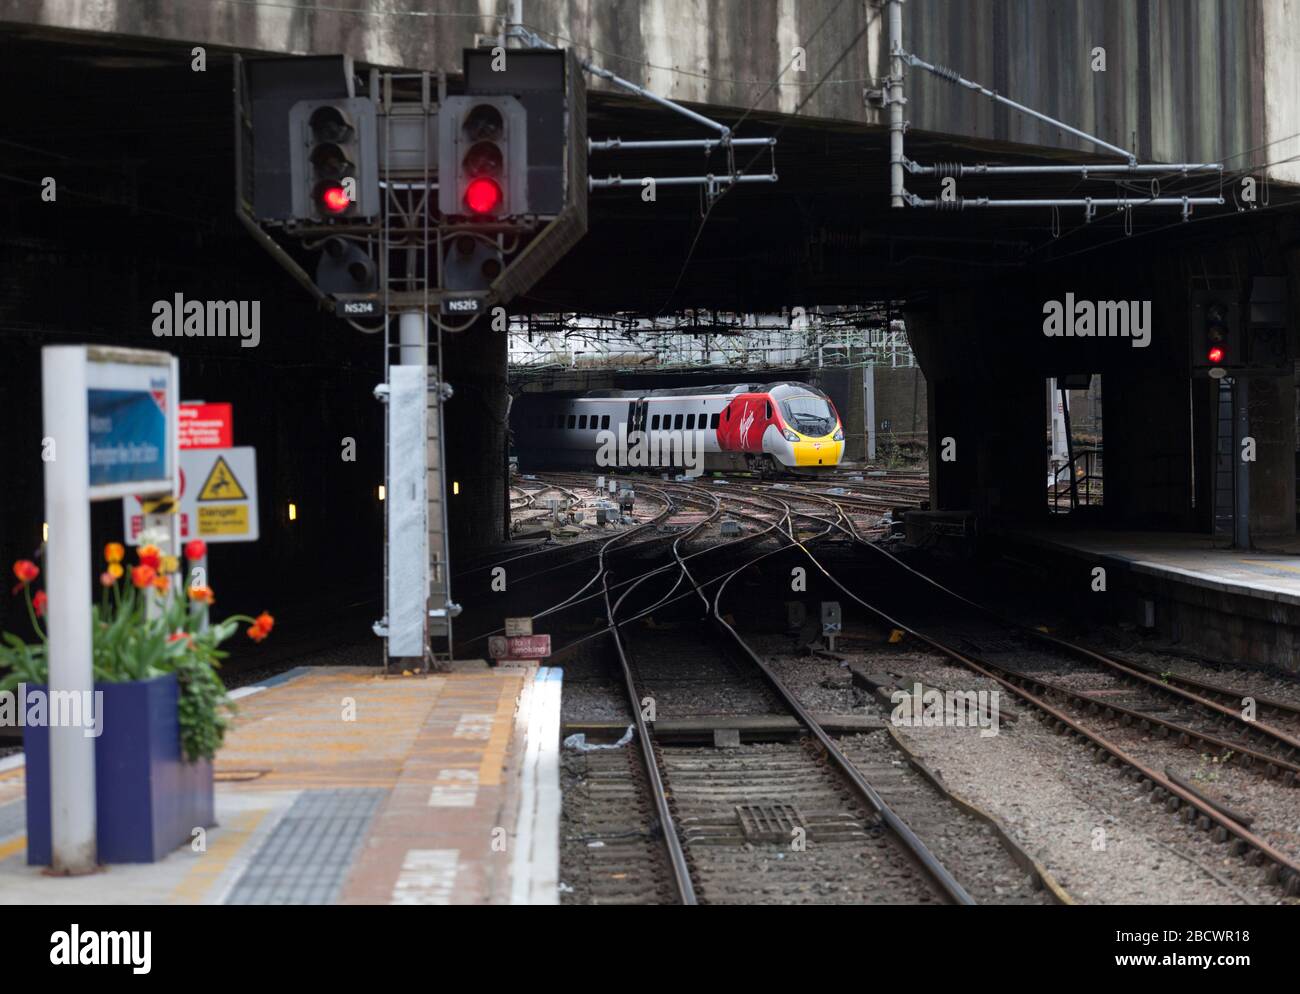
[888,0,905,207]
[864,363,877,461]
[41,347,97,874]
[1234,377,1250,549]
[399,310,424,366]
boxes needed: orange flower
[107,562,124,579]
[32,590,47,617]
[130,565,156,589]
[152,574,170,593]
[254,612,275,634]
[138,545,162,571]
[12,560,39,585]
[99,571,116,587]
[246,624,268,643]
[187,585,215,605]
[168,631,192,645]
[104,543,125,564]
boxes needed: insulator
[935,196,964,212]
[935,161,961,179]
[933,63,962,84]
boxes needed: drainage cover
[735,803,808,844]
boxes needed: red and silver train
[512,382,845,475]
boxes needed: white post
[399,310,424,366]
[864,363,877,462]
[888,0,906,208]
[41,347,97,874]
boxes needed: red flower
[99,571,116,588]
[184,540,207,561]
[12,560,39,585]
[254,612,275,634]
[137,545,162,571]
[246,624,268,643]
[130,565,156,589]
[168,632,192,645]
[32,590,47,617]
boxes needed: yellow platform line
[0,836,26,863]
[167,809,269,904]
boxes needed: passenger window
[651,415,660,430]
[685,414,694,430]
[674,414,683,430]
[602,415,610,429]
[710,413,720,429]
[567,415,576,429]
[579,415,588,429]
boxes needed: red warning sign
[179,402,232,450]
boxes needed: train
[511,381,845,476]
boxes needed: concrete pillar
[1248,372,1297,540]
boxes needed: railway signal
[438,96,528,219]
[289,97,379,220]
[1191,290,1240,375]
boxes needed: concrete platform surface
[0,665,561,905]
[1006,528,1300,607]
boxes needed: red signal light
[1208,346,1225,364]
[464,176,503,215]
[319,184,351,214]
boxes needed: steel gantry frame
[884,0,1225,220]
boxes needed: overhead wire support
[507,21,778,201]
[886,0,1226,218]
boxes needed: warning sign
[197,455,248,501]
[179,402,233,450]
[123,446,259,545]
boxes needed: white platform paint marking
[390,849,459,905]
[453,712,494,739]
[510,666,563,905]
[428,768,479,808]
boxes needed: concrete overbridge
[3,1,1300,660]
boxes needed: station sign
[487,634,551,660]
[84,350,177,499]
[179,402,233,449]
[124,446,260,544]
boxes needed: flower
[32,590,47,617]
[187,585,215,605]
[184,540,207,561]
[99,571,116,587]
[168,631,192,645]
[12,560,39,585]
[152,574,170,593]
[104,543,125,564]
[130,565,156,589]
[162,555,180,574]
[138,545,162,571]
[246,611,275,643]
[107,562,124,579]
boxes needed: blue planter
[23,671,215,864]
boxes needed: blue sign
[87,388,168,487]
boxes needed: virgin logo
[738,404,756,448]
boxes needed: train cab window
[710,413,720,429]
[674,414,683,429]
[601,415,610,429]
[724,406,731,421]
[567,415,576,429]
[765,401,772,419]
[651,414,660,430]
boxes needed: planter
[23,671,215,864]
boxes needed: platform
[0,665,562,905]
[998,527,1300,670]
